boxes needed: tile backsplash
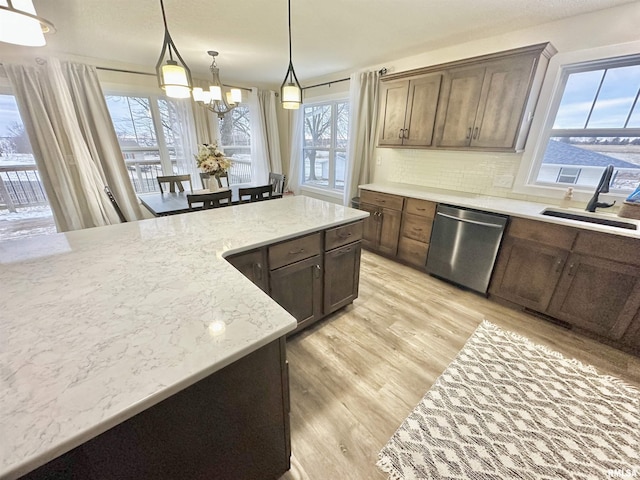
[374,148,571,206]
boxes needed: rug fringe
[376,456,405,480]
[480,320,640,397]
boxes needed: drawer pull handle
[466,127,472,139]
[416,207,426,211]
[314,264,322,278]
[554,258,563,274]
[289,248,305,255]
[253,262,263,280]
[338,232,352,238]
[473,126,480,139]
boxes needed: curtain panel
[6,58,143,231]
[343,70,380,206]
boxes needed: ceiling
[3,0,638,88]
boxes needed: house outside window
[302,100,349,191]
[105,94,196,193]
[533,57,640,192]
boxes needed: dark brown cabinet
[377,42,556,152]
[226,248,268,292]
[378,74,442,147]
[490,217,640,348]
[396,198,436,268]
[226,221,364,335]
[360,190,403,256]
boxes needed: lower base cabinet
[22,339,290,480]
[227,220,364,335]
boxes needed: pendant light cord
[287,0,293,72]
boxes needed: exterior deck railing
[0,158,254,211]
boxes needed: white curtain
[170,99,201,188]
[343,70,381,206]
[286,108,304,195]
[6,59,143,231]
[191,79,216,146]
[249,88,283,185]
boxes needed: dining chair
[157,174,192,193]
[238,185,273,203]
[104,185,127,223]
[199,172,229,189]
[187,190,232,209]
[268,173,286,196]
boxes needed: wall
[299,2,640,206]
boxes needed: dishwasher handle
[436,211,504,229]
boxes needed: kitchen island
[0,196,368,480]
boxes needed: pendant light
[155,0,192,99]
[192,50,243,119]
[280,0,302,110]
[0,0,55,47]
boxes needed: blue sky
[0,95,23,136]
[554,65,640,129]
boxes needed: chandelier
[155,0,192,99]
[192,51,242,119]
[0,0,55,47]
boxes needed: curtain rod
[95,66,252,92]
[302,67,387,91]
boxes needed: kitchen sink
[540,208,637,230]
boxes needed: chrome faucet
[585,164,616,212]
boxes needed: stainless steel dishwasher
[426,204,508,294]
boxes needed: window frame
[514,40,640,201]
[300,97,349,195]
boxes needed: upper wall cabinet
[377,43,556,152]
[378,73,442,147]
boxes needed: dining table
[138,185,282,217]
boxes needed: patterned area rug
[377,321,639,480]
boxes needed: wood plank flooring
[280,250,640,480]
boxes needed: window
[218,106,252,184]
[302,100,349,191]
[534,57,640,192]
[0,93,56,240]
[105,94,195,193]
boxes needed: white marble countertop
[359,182,640,239]
[0,196,368,480]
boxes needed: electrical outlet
[493,174,514,188]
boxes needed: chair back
[238,184,273,203]
[268,173,286,195]
[104,186,127,223]
[157,174,192,193]
[199,172,229,189]
[187,190,232,209]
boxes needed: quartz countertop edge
[0,195,369,480]
[359,182,640,239]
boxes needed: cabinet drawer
[360,190,404,210]
[573,231,640,266]
[325,221,363,251]
[507,217,577,249]
[404,198,436,218]
[269,233,322,270]
[397,237,429,267]
[401,213,433,243]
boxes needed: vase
[208,176,220,192]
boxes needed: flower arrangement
[194,142,232,176]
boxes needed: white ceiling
[3,0,638,88]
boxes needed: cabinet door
[470,55,536,149]
[548,255,640,340]
[378,80,410,146]
[436,66,486,147]
[378,207,402,257]
[324,242,362,314]
[404,74,442,147]
[270,255,323,331]
[226,249,268,292]
[360,203,380,250]
[489,237,568,312]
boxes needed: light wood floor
[280,250,640,480]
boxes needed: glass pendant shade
[230,88,242,103]
[192,87,204,102]
[0,0,54,47]
[209,85,222,101]
[161,62,191,98]
[282,83,301,110]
